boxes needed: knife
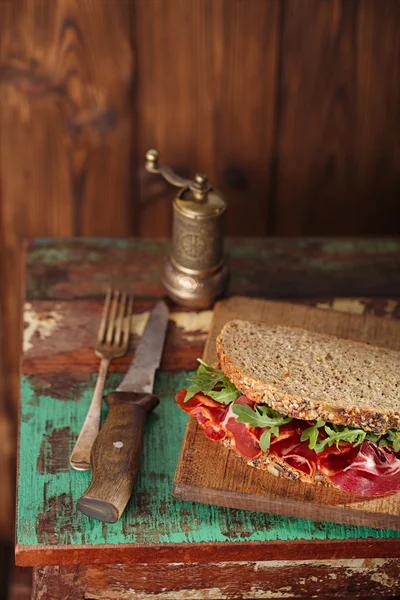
[77,300,169,523]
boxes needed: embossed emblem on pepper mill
[145,149,228,308]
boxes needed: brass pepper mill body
[145,149,228,308]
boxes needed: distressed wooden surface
[22,298,211,375]
[26,237,400,300]
[174,298,400,530]
[18,300,400,566]
[33,558,400,599]
[18,366,400,568]
[17,237,400,599]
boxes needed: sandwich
[175,320,400,497]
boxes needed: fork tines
[97,288,134,350]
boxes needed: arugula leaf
[303,425,400,455]
[313,426,400,455]
[232,404,292,452]
[380,430,400,453]
[365,432,382,444]
[260,427,279,452]
[197,359,221,374]
[300,420,325,449]
[387,430,400,453]
[184,359,241,405]
[207,378,241,404]
[232,404,292,429]
[314,425,366,454]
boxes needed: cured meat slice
[176,389,228,440]
[220,402,261,459]
[269,431,317,475]
[317,444,360,477]
[331,441,400,496]
[175,389,222,411]
[189,406,226,427]
[283,455,315,475]
[203,424,226,441]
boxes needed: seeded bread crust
[222,437,333,487]
[216,321,400,434]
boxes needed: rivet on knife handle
[77,391,159,523]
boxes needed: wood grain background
[0,0,399,551]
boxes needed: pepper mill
[145,149,228,308]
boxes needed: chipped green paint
[30,238,171,264]
[28,247,73,263]
[228,237,400,259]
[30,237,400,266]
[321,238,400,255]
[18,371,400,548]
[26,238,400,302]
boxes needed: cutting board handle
[77,391,159,523]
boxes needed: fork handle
[77,391,159,523]
[70,357,110,471]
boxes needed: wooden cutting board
[173,296,400,530]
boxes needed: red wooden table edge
[15,537,400,567]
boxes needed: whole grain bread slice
[216,320,400,434]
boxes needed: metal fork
[70,289,134,471]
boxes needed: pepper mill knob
[145,149,159,172]
[192,173,210,200]
[194,173,207,186]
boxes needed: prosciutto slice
[330,441,400,496]
[270,432,318,476]
[176,390,223,412]
[175,389,228,441]
[175,389,400,496]
[317,444,360,477]
[220,397,261,459]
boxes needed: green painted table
[18,238,400,599]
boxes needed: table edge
[15,537,400,567]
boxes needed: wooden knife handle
[77,391,159,523]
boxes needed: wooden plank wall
[0,0,399,547]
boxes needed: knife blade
[77,300,169,523]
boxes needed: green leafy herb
[380,430,400,453]
[313,425,400,455]
[300,420,325,449]
[232,404,292,451]
[365,432,382,444]
[314,425,367,454]
[231,403,292,429]
[184,359,241,405]
[260,428,278,452]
